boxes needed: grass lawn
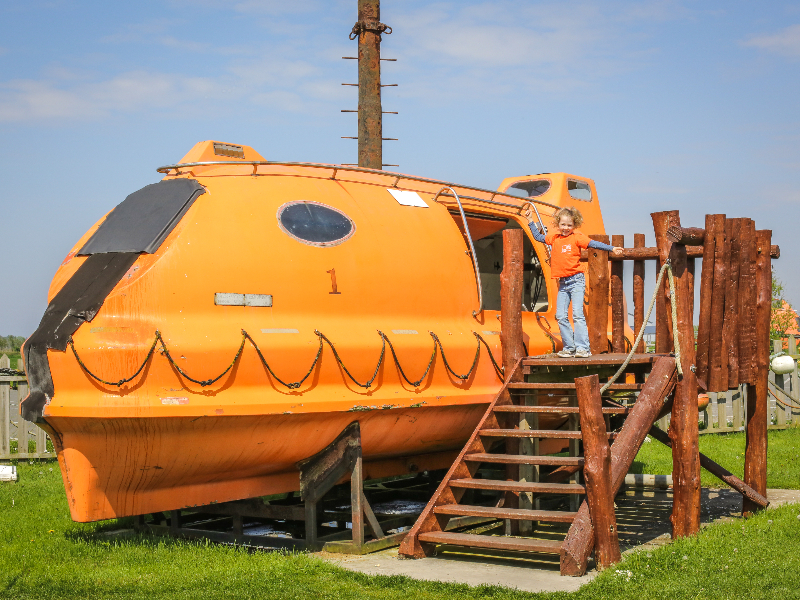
[631,427,800,489]
[1,454,799,599]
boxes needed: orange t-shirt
[545,230,591,279]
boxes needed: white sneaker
[557,349,575,358]
[575,349,592,358]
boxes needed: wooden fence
[654,337,800,433]
[0,353,54,460]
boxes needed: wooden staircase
[399,353,677,576]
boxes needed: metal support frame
[297,420,388,552]
[131,421,412,554]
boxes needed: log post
[356,0,384,170]
[655,210,702,538]
[500,228,525,375]
[633,233,646,353]
[651,212,676,353]
[500,229,525,529]
[667,226,706,245]
[667,225,706,246]
[743,229,772,515]
[738,219,757,385]
[717,219,737,389]
[587,235,610,354]
[611,235,625,353]
[560,356,678,576]
[725,219,744,389]
[708,216,729,391]
[696,214,723,390]
[575,374,621,569]
[687,258,695,324]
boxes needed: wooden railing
[0,353,54,460]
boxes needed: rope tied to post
[599,259,682,394]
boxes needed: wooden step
[479,429,617,439]
[464,453,584,466]
[507,382,644,390]
[449,478,585,494]
[418,531,563,554]
[434,504,578,523]
[523,353,667,367]
[492,405,628,414]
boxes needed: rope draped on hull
[67,329,505,392]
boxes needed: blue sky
[1,0,799,335]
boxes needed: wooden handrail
[579,244,780,261]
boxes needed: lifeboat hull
[23,141,615,522]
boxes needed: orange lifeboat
[21,141,616,522]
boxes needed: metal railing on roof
[155,160,560,215]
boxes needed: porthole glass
[567,179,592,202]
[506,179,551,198]
[277,201,355,247]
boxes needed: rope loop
[535,313,558,353]
[242,329,322,389]
[473,332,505,379]
[315,329,385,389]
[68,334,159,387]
[379,330,435,388]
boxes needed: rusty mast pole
[350,0,390,169]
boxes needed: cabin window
[567,179,592,201]
[505,179,551,198]
[449,213,549,312]
[277,201,355,247]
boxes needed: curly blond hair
[553,206,584,228]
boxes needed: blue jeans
[556,273,590,353]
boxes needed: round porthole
[277,201,355,247]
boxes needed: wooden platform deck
[524,353,670,367]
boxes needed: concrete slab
[324,548,596,593]
[766,488,800,506]
[320,486,800,593]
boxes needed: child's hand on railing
[523,204,534,222]
[612,247,624,256]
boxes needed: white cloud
[743,24,800,58]
[0,0,698,121]
[0,72,219,121]
[167,0,335,16]
[383,1,666,101]
[101,20,251,56]
[393,2,605,69]
[0,55,349,122]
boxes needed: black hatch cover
[78,178,205,255]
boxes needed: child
[524,205,623,357]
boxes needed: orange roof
[778,300,799,336]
